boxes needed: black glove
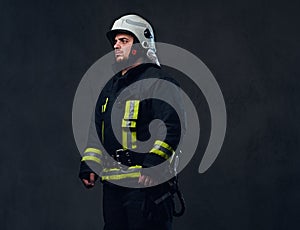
[78,161,98,181]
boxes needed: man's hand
[138,175,158,187]
[81,173,96,189]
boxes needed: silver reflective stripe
[102,167,142,176]
[83,152,101,159]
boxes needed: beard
[112,45,146,73]
[112,56,136,73]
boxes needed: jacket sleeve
[143,76,186,168]
[78,110,103,180]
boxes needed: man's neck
[121,58,143,76]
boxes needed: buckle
[114,149,133,168]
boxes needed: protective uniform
[79,14,185,230]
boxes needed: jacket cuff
[143,153,166,168]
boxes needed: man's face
[113,33,134,62]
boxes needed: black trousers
[102,181,173,230]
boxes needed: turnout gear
[79,62,185,185]
[79,63,185,229]
[98,64,183,181]
[79,14,186,229]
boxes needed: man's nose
[114,41,121,49]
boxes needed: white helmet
[107,14,160,65]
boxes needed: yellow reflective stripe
[84,148,102,155]
[122,119,127,127]
[102,165,142,172]
[122,130,137,149]
[101,172,141,180]
[154,140,174,153]
[122,130,128,149]
[132,101,139,119]
[81,156,101,164]
[103,168,120,172]
[101,166,142,180]
[149,149,170,160]
[131,131,137,149]
[123,101,131,119]
[122,100,139,149]
[102,97,109,113]
[124,100,140,119]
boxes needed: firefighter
[79,14,185,230]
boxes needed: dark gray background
[1,0,299,229]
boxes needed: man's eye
[114,38,129,45]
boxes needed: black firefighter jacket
[79,63,185,182]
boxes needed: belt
[101,149,144,181]
[102,149,145,168]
